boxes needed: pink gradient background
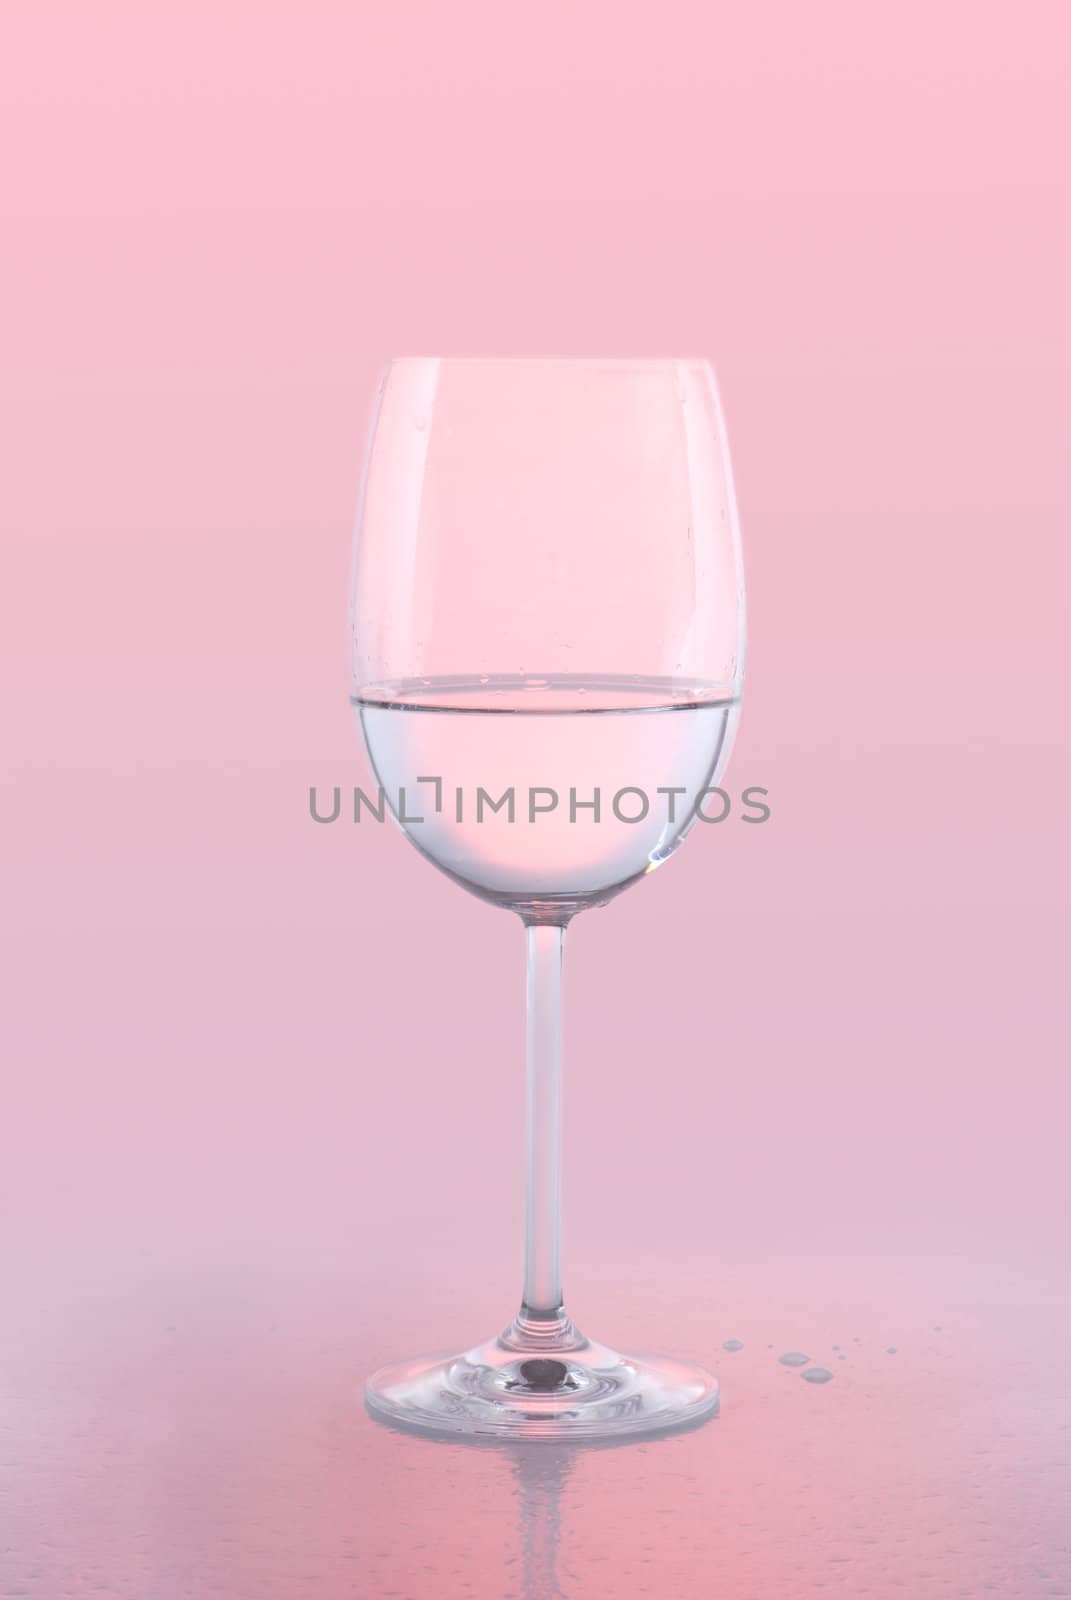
[2,3,1068,1596]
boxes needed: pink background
[2,3,1068,1596]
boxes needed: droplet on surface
[886,1346,898,1355]
[779,1351,810,1367]
[802,1366,834,1384]
[721,1339,744,1353]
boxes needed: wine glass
[350,357,744,1441]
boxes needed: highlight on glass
[349,357,745,1440]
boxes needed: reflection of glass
[511,1446,571,1600]
[351,359,745,1440]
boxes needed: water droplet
[934,1325,943,1333]
[832,1344,841,1351]
[801,1366,834,1384]
[886,1346,898,1355]
[779,1351,810,1367]
[837,1353,846,1361]
[721,1339,744,1353]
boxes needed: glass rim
[381,354,718,370]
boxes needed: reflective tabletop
[3,1245,1067,1599]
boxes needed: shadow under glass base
[365,1315,719,1443]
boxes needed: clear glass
[350,357,745,1440]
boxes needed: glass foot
[365,1320,718,1442]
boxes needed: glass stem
[519,919,569,1336]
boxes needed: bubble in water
[779,1351,810,1367]
[886,1346,898,1355]
[721,1339,744,1353]
[801,1367,834,1384]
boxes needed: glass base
[365,1318,719,1443]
